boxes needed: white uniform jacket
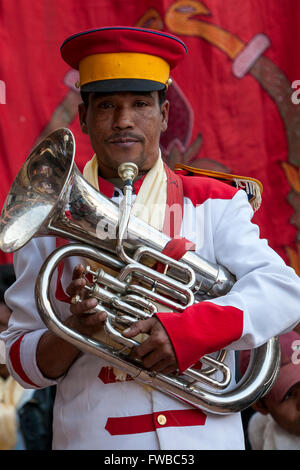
[1,172,300,450]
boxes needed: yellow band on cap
[79,52,170,87]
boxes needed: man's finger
[122,318,155,338]
[70,297,98,315]
[148,358,177,375]
[72,264,85,280]
[66,277,86,297]
[78,310,107,326]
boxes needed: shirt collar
[97,173,147,197]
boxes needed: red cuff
[156,302,243,374]
[9,335,40,388]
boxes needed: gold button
[157,414,167,426]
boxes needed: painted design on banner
[35,0,300,274]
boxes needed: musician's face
[79,91,169,178]
[257,382,300,436]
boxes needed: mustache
[106,132,144,143]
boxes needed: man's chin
[99,152,146,177]
[115,157,144,169]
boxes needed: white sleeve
[142,189,300,374]
[0,339,5,363]
[212,189,300,349]
[0,237,67,389]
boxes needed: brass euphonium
[0,128,280,414]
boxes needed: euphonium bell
[0,128,280,414]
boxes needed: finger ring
[71,294,81,304]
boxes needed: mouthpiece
[118,162,139,184]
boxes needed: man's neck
[100,172,147,189]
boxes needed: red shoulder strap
[163,163,184,239]
[157,165,195,272]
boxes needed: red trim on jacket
[133,174,146,193]
[98,366,133,384]
[163,164,184,238]
[156,237,195,274]
[54,237,71,303]
[105,408,206,435]
[162,237,195,259]
[156,303,243,374]
[9,335,40,388]
[176,172,239,207]
[97,175,115,198]
[98,172,147,197]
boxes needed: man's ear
[160,100,169,133]
[78,103,88,134]
[252,399,269,415]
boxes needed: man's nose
[112,106,134,129]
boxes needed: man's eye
[97,102,113,109]
[135,101,148,107]
[282,390,293,401]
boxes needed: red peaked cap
[60,27,187,93]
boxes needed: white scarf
[83,150,167,231]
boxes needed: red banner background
[1,0,300,271]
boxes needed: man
[240,331,300,449]
[1,27,300,450]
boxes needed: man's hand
[123,317,178,375]
[65,263,107,336]
[37,263,106,380]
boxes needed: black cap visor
[81,78,166,93]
